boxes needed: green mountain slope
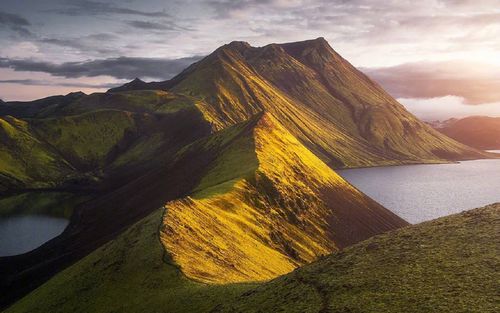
[216,203,500,313]
[4,203,497,313]
[160,113,405,284]
[0,90,212,192]
[112,38,484,167]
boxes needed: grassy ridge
[0,90,211,191]
[5,203,497,313]
[216,204,500,313]
[161,113,405,284]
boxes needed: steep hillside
[4,203,497,313]
[216,204,500,313]
[2,113,407,312]
[434,116,500,150]
[0,90,212,192]
[161,113,406,284]
[112,38,484,167]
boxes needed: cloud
[125,20,191,31]
[399,96,500,120]
[0,56,202,80]
[39,33,119,55]
[0,79,117,89]
[0,11,33,36]
[50,0,170,17]
[363,61,500,105]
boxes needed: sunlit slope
[161,113,407,284]
[6,204,496,313]
[0,115,73,191]
[3,208,254,313]
[0,90,211,191]
[162,38,483,167]
[4,113,406,313]
[216,204,500,313]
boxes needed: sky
[0,0,499,120]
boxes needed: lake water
[337,159,500,224]
[0,215,68,256]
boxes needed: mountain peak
[220,40,252,53]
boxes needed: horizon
[1,0,500,119]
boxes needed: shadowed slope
[160,113,407,284]
[215,204,500,313]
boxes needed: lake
[337,159,500,224]
[0,215,68,256]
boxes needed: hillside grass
[5,203,498,313]
[216,204,500,313]
[3,208,254,313]
[0,192,90,218]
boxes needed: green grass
[0,192,90,218]
[4,208,254,313]
[216,204,500,313]
[5,204,498,313]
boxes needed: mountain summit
[110,38,484,167]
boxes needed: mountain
[0,38,489,309]
[110,37,484,167]
[4,203,497,313]
[433,116,500,150]
[0,112,406,308]
[160,113,406,284]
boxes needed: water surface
[0,215,68,256]
[338,159,500,223]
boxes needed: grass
[5,203,498,313]
[3,208,254,313]
[216,204,500,313]
[160,113,401,284]
[0,192,90,218]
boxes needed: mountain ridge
[109,37,486,168]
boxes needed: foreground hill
[160,113,405,283]
[4,203,497,313]
[434,116,500,150]
[217,203,500,313]
[0,112,406,307]
[111,37,484,167]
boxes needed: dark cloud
[0,79,118,89]
[50,0,170,17]
[363,62,500,104]
[125,20,191,31]
[39,33,119,55]
[0,56,202,80]
[0,11,33,36]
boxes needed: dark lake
[338,159,500,224]
[0,215,68,256]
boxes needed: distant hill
[433,116,500,150]
[4,203,497,313]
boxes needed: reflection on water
[338,159,500,224]
[0,215,68,256]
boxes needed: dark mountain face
[111,37,484,168]
[434,116,500,150]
